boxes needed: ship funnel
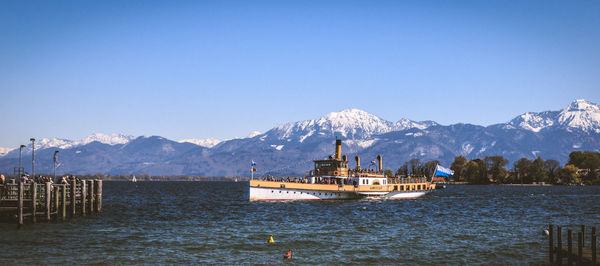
[377,155,383,172]
[335,139,342,160]
[355,156,360,170]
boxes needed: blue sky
[1,0,599,148]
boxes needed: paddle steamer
[249,139,435,200]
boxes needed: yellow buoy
[268,234,275,243]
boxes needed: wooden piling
[558,226,563,262]
[32,182,37,223]
[592,230,596,265]
[89,180,94,214]
[81,180,86,216]
[18,182,23,226]
[578,231,583,265]
[61,185,66,221]
[45,182,51,221]
[96,180,102,214]
[54,185,59,220]
[582,225,586,248]
[71,179,76,217]
[568,229,573,265]
[550,224,554,263]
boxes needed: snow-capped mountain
[505,111,559,132]
[558,99,600,133]
[179,138,222,148]
[267,108,433,143]
[505,99,600,133]
[2,133,136,156]
[0,99,598,176]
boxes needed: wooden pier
[548,224,598,265]
[0,179,103,227]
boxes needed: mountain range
[1,99,599,176]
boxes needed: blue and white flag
[251,160,256,167]
[434,165,454,177]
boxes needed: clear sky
[1,0,599,148]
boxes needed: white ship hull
[249,186,357,200]
[249,186,431,201]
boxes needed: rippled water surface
[1,182,599,264]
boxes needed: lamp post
[53,150,59,182]
[30,138,35,181]
[18,144,25,176]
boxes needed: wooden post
[592,230,596,265]
[568,229,572,266]
[45,182,51,221]
[31,182,37,223]
[18,182,23,226]
[582,225,586,248]
[54,185,59,220]
[558,226,563,263]
[96,180,102,214]
[61,185,66,221]
[71,179,76,217]
[578,231,583,265]
[550,224,554,263]
[82,180,86,216]
[89,180,94,214]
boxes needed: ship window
[400,185,404,191]
[279,191,281,193]
[294,192,296,194]
[271,190,274,193]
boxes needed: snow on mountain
[270,108,429,141]
[77,133,135,146]
[13,133,135,152]
[507,111,557,132]
[506,100,600,133]
[395,118,435,130]
[179,138,221,148]
[247,131,262,138]
[558,99,600,133]
[0,147,15,156]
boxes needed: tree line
[448,151,600,185]
[390,151,600,185]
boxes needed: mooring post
[54,185,59,220]
[18,182,24,226]
[582,225,586,248]
[45,182,51,221]
[81,180,86,216]
[61,185,66,221]
[71,179,76,217]
[591,228,596,265]
[578,231,583,265]
[558,226,563,263]
[89,180,94,214]
[550,224,554,263]
[31,182,37,223]
[96,180,102,214]
[568,229,573,266]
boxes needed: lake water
[1,182,599,264]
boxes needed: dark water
[1,182,599,265]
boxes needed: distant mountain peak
[505,99,600,133]
[179,138,221,148]
[558,99,600,133]
[247,131,262,138]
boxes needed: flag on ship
[251,160,256,166]
[434,165,454,177]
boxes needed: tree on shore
[450,156,468,182]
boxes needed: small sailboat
[132,175,137,182]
